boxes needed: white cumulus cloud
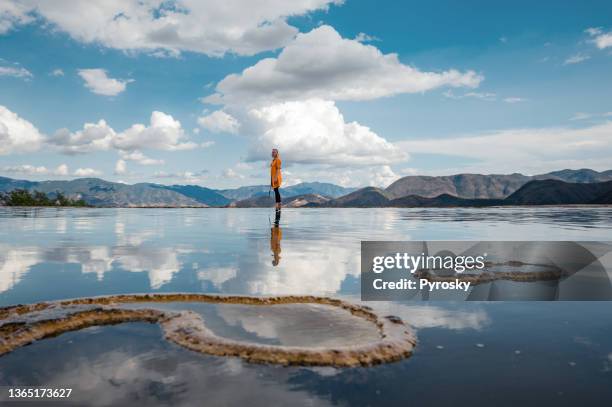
[563,53,590,65]
[206,25,482,106]
[0,1,33,34]
[369,165,399,187]
[0,64,32,79]
[2,164,69,176]
[50,119,115,154]
[0,0,341,56]
[197,110,240,134]
[0,163,105,178]
[119,150,164,165]
[153,170,209,183]
[222,168,244,179]
[56,163,70,176]
[586,27,612,49]
[78,68,133,96]
[0,105,45,154]
[113,111,196,151]
[283,164,400,187]
[114,159,127,175]
[247,98,406,166]
[354,32,380,43]
[199,25,481,175]
[74,167,103,177]
[49,111,197,154]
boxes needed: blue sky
[1,0,611,188]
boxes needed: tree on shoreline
[0,189,88,207]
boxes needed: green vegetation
[0,189,88,207]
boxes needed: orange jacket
[271,157,282,188]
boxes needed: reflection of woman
[270,148,282,210]
[271,210,282,266]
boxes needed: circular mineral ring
[0,293,416,367]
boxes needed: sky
[0,0,611,188]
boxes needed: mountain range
[385,169,612,199]
[0,168,611,207]
[0,177,205,207]
[0,177,354,207]
[218,182,356,201]
[311,180,612,207]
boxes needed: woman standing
[270,148,282,210]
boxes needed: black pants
[274,188,281,203]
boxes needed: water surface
[1,207,611,406]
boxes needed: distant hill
[283,182,357,198]
[505,180,612,205]
[157,184,231,206]
[324,187,392,208]
[591,189,612,204]
[385,173,530,199]
[312,180,612,208]
[1,169,610,208]
[316,189,501,208]
[385,169,612,199]
[218,185,270,201]
[0,176,350,207]
[545,169,612,183]
[0,177,205,207]
[0,176,37,192]
[218,182,356,200]
[389,194,504,208]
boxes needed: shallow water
[121,302,382,347]
[1,207,612,406]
